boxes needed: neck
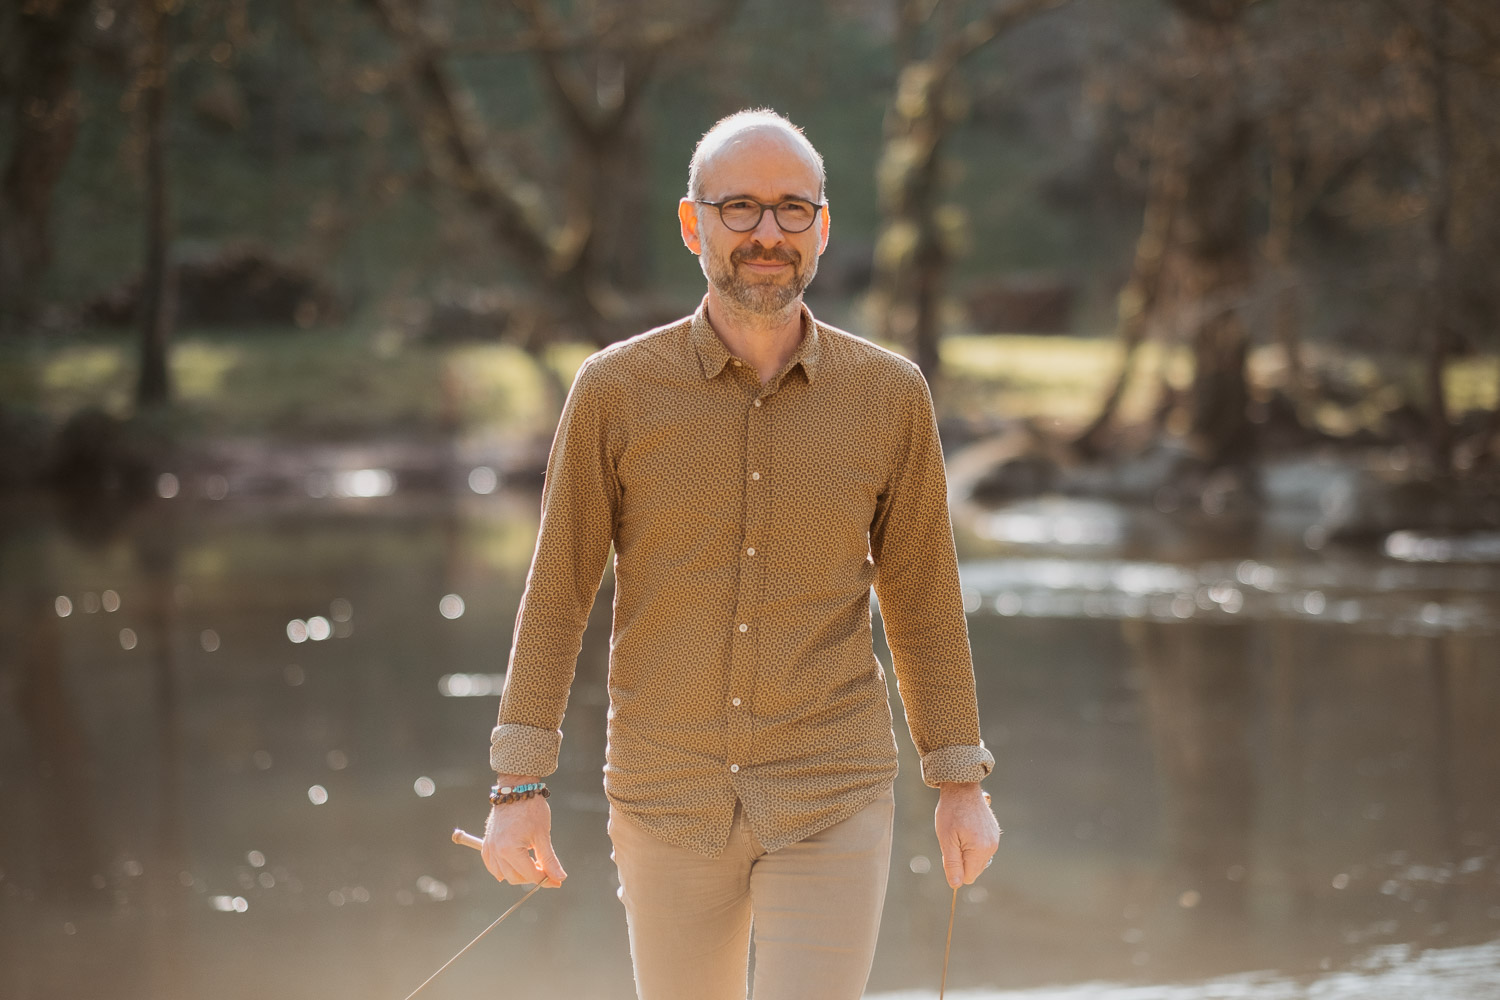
[704,287,805,385]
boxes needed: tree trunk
[873,60,955,384]
[603,116,650,292]
[1423,0,1455,475]
[1074,113,1182,456]
[1174,14,1255,467]
[911,219,947,379]
[875,0,1069,384]
[1265,114,1306,410]
[137,0,175,408]
[0,0,92,335]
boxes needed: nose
[749,205,786,247]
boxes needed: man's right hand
[481,780,567,888]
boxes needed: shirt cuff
[920,742,995,787]
[489,723,562,777]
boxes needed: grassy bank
[2,323,1495,444]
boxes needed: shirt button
[746,547,756,556]
[731,697,742,707]
[751,472,761,480]
[729,764,740,773]
[753,399,762,407]
[738,623,748,632]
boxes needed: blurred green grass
[2,325,1494,443]
[0,324,592,441]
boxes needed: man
[482,108,999,1000]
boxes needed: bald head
[686,109,826,202]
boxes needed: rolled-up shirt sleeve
[491,356,620,777]
[870,365,994,788]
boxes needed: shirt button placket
[727,388,767,779]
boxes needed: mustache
[731,246,798,266]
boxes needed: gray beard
[705,248,818,316]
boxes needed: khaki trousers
[607,787,896,1000]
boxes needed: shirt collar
[689,296,822,385]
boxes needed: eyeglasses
[695,197,825,234]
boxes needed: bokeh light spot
[119,628,138,650]
[438,672,506,697]
[414,776,436,797]
[55,596,73,617]
[247,851,266,868]
[416,876,450,901]
[468,466,498,494]
[307,616,332,641]
[200,629,220,652]
[156,473,179,499]
[308,785,328,805]
[287,619,308,643]
[102,590,121,612]
[439,594,465,619]
[338,468,394,498]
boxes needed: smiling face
[679,127,831,316]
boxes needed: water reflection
[959,555,1500,633]
[1126,621,1256,927]
[976,498,1129,548]
[0,491,1496,999]
[868,937,1500,998]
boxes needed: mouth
[733,250,797,275]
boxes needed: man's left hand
[935,782,1000,887]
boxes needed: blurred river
[2,483,1498,999]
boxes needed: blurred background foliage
[1,0,1498,488]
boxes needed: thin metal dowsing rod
[399,829,547,1000]
[939,883,958,1000]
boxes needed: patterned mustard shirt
[491,299,993,857]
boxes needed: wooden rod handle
[452,828,484,851]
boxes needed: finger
[480,846,509,885]
[510,850,550,886]
[481,838,515,884]
[497,849,543,886]
[491,855,527,886]
[962,844,988,885]
[941,836,966,888]
[533,837,567,888]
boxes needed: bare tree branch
[947,0,1069,67]
[361,0,558,272]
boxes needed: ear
[816,201,831,257]
[679,199,703,255]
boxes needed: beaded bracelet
[489,781,550,807]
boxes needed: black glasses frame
[695,198,826,234]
